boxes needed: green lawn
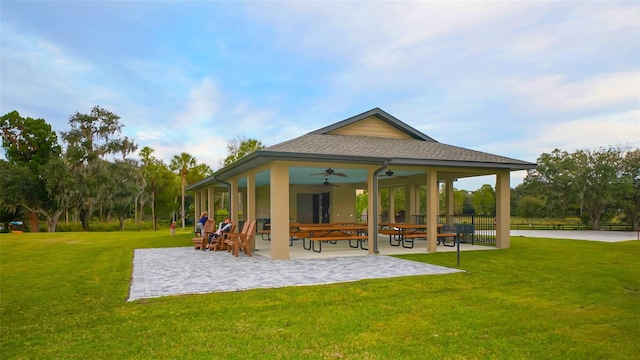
[1,231,638,359]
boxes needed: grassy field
[1,231,638,359]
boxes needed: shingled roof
[187,108,535,190]
[264,133,534,169]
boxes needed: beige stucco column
[445,178,454,224]
[200,190,207,216]
[207,188,214,217]
[389,188,396,221]
[496,170,511,249]
[367,168,376,254]
[270,162,290,260]
[426,171,439,252]
[246,172,256,250]
[194,191,202,229]
[405,184,414,223]
[230,179,239,224]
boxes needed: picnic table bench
[378,223,463,248]
[261,223,367,248]
[256,223,313,243]
[299,225,368,253]
[379,223,434,248]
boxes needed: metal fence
[444,215,496,245]
[409,214,497,245]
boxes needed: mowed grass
[1,231,638,359]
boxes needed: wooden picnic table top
[264,223,319,228]
[379,223,442,229]
[298,225,368,231]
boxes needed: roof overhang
[186,151,536,191]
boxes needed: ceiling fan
[315,179,339,187]
[310,167,347,177]
[379,170,407,179]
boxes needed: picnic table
[378,223,454,249]
[257,222,312,244]
[298,225,368,253]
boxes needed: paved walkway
[510,230,639,242]
[128,248,463,301]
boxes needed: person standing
[170,221,176,236]
[196,211,208,237]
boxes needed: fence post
[471,215,475,245]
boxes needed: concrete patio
[128,230,636,301]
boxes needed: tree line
[0,107,263,232]
[2,107,638,231]
[513,146,640,230]
[358,148,639,231]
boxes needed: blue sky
[1,1,638,190]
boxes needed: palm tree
[169,152,196,230]
[223,136,265,166]
[186,163,213,186]
[139,146,156,230]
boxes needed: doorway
[321,192,330,223]
[296,193,329,224]
[297,194,317,224]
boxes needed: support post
[247,172,256,251]
[426,171,439,253]
[270,162,290,259]
[496,171,511,249]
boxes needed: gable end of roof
[309,107,437,142]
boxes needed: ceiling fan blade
[310,171,347,177]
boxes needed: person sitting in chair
[207,217,232,249]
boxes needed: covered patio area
[187,107,536,260]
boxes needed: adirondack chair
[207,222,236,251]
[211,221,246,252]
[224,220,257,257]
[217,220,250,253]
[192,220,216,250]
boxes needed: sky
[1,1,639,191]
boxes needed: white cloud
[0,25,92,116]
[508,3,638,57]
[461,107,639,190]
[0,23,133,131]
[506,70,640,114]
[254,2,523,56]
[136,130,165,142]
[249,2,547,77]
[250,1,638,108]
[139,135,228,170]
[121,58,190,90]
[535,109,640,150]
[509,32,556,56]
[175,78,221,126]
[479,109,640,163]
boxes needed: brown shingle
[266,134,532,165]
